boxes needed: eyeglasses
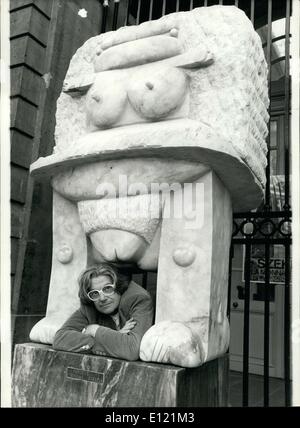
[87,285,116,301]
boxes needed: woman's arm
[53,309,95,353]
[92,293,154,361]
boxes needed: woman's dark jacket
[53,281,154,361]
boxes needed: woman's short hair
[78,263,132,305]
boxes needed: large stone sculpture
[29,6,269,368]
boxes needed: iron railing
[98,0,292,407]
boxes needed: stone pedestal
[12,343,229,407]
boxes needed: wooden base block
[12,343,229,407]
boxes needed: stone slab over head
[29,6,269,368]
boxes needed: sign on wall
[243,244,289,285]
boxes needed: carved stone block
[27,6,268,367]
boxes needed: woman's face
[90,275,121,314]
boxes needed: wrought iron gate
[98,0,292,407]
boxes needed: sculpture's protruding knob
[170,28,179,38]
[172,246,196,267]
[56,244,73,264]
[145,82,154,90]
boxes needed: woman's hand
[119,318,136,334]
[82,324,99,337]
